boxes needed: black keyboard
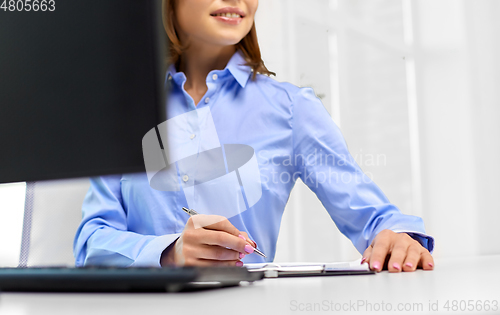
[0,266,264,292]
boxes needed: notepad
[244,258,374,278]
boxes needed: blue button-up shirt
[73,50,434,267]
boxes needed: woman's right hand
[160,214,257,267]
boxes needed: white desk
[1,255,499,315]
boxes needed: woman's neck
[179,44,236,105]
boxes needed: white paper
[244,258,369,273]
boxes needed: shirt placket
[175,71,224,206]
[176,114,199,191]
[197,71,223,109]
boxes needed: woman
[74,0,434,272]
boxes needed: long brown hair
[162,0,275,80]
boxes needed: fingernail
[238,234,246,241]
[393,263,401,271]
[251,240,257,248]
[235,261,243,267]
[405,262,413,268]
[428,262,434,268]
[372,261,380,271]
[361,257,366,264]
[244,244,254,254]
[239,252,246,259]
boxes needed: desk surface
[1,255,499,315]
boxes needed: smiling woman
[162,0,274,79]
[73,0,434,271]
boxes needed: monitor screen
[0,0,166,183]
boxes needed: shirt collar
[226,50,252,88]
[166,50,252,88]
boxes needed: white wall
[414,0,500,258]
[256,0,500,262]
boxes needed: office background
[1,0,499,266]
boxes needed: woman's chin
[211,36,246,47]
[209,29,250,45]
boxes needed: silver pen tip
[253,247,266,258]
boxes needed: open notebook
[244,258,375,278]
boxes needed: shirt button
[205,97,210,104]
[190,134,196,140]
[212,74,218,81]
[182,175,189,182]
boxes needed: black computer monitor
[0,0,166,184]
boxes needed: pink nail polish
[235,261,243,267]
[238,234,246,241]
[360,257,366,264]
[428,262,434,268]
[372,261,380,270]
[239,253,246,259]
[244,244,254,254]
[405,262,413,268]
[393,263,401,270]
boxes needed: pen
[181,207,267,258]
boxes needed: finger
[239,231,257,248]
[189,215,240,236]
[370,235,392,272]
[197,216,243,239]
[402,243,421,272]
[361,245,372,265]
[185,258,243,267]
[191,244,241,261]
[387,242,409,273]
[197,229,251,254]
[419,249,434,271]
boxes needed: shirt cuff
[130,233,181,267]
[394,230,435,254]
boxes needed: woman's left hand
[362,229,434,272]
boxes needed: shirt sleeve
[73,175,181,267]
[290,87,434,254]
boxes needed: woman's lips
[210,7,246,17]
[211,15,243,25]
